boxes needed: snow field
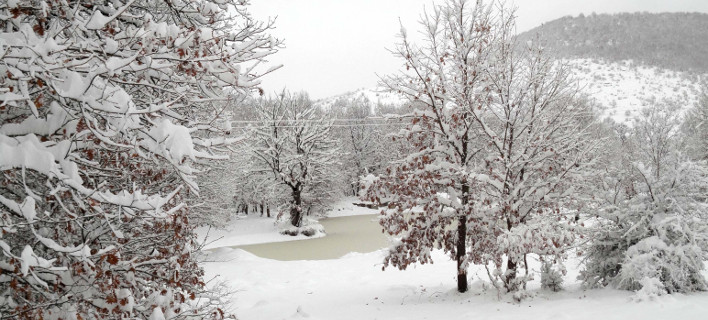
[202,248,708,320]
[200,199,708,320]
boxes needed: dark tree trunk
[454,132,473,293]
[260,203,264,216]
[290,188,303,227]
[506,256,518,292]
[266,205,271,218]
[456,216,468,293]
[504,217,517,291]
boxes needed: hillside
[320,12,708,124]
[518,12,708,73]
[567,59,703,123]
[320,60,703,125]
[313,87,406,114]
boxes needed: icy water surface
[233,214,389,260]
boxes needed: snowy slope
[316,59,704,124]
[314,87,407,113]
[567,58,703,124]
[517,12,708,74]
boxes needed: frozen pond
[232,214,389,260]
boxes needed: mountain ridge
[517,12,708,73]
[318,12,707,124]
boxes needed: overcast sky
[249,0,708,99]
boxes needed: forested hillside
[518,12,708,73]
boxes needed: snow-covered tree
[0,0,279,318]
[251,92,338,231]
[367,0,598,293]
[581,104,708,297]
[683,85,708,161]
[193,95,286,225]
[328,95,389,195]
[231,145,286,218]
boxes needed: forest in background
[517,12,708,73]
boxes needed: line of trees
[204,92,409,235]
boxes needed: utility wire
[231,122,409,129]
[229,117,410,124]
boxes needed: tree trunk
[260,203,264,216]
[505,256,518,292]
[266,205,271,218]
[456,216,468,293]
[456,181,470,293]
[504,217,517,291]
[290,188,303,227]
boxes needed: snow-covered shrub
[625,234,705,292]
[279,218,325,237]
[511,288,533,303]
[632,277,666,302]
[0,0,278,318]
[584,199,707,293]
[541,259,566,292]
[581,105,708,295]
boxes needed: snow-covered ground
[567,58,703,124]
[203,248,708,320]
[200,198,708,320]
[195,215,321,249]
[324,197,381,218]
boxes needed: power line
[229,117,409,124]
[231,122,409,129]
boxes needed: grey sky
[249,0,708,99]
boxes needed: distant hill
[320,59,704,125]
[313,87,406,114]
[322,13,708,125]
[518,12,708,73]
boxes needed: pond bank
[232,214,389,261]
